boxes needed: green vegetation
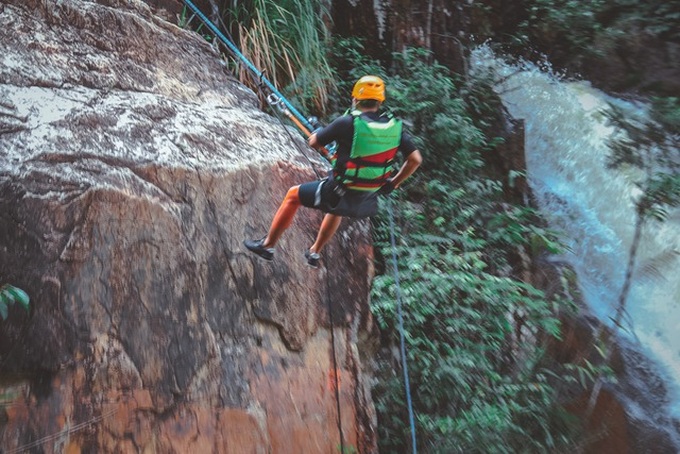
[342,45,583,452]
[0,285,29,321]
[178,1,335,113]
[222,0,336,114]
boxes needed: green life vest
[337,110,402,192]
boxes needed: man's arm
[390,150,422,189]
[308,133,321,149]
[308,115,351,150]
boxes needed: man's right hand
[378,178,396,196]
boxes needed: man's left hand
[378,178,397,196]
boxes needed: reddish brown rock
[0,0,378,452]
[568,389,630,454]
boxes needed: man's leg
[245,185,302,261]
[309,213,342,253]
[264,185,301,247]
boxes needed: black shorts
[298,177,379,218]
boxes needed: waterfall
[470,47,680,427]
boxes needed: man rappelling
[244,75,423,268]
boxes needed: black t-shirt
[315,111,417,170]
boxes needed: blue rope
[181,0,314,132]
[387,198,417,454]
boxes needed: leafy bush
[371,179,577,452]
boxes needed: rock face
[0,0,378,452]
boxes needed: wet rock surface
[0,0,378,451]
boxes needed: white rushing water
[470,47,680,418]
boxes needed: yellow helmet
[352,75,386,102]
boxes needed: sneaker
[304,250,321,268]
[244,238,274,261]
